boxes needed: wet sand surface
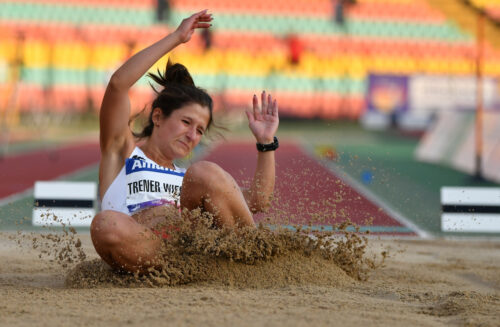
[1,232,499,327]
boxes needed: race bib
[125,157,185,214]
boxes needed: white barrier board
[32,181,97,227]
[34,181,96,200]
[441,187,500,233]
[32,208,95,227]
[441,213,500,233]
[441,187,500,205]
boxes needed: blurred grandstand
[1,0,500,177]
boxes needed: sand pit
[1,231,499,327]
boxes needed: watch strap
[256,136,279,152]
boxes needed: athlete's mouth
[178,140,190,150]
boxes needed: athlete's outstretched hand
[246,91,279,144]
[174,10,213,44]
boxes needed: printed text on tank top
[125,150,185,214]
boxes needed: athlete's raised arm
[98,10,212,197]
[243,91,280,213]
[99,10,213,155]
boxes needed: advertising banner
[366,74,409,114]
[409,75,500,114]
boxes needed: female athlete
[90,10,280,273]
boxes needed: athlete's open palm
[246,91,279,144]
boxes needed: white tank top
[101,147,186,215]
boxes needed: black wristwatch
[256,136,279,152]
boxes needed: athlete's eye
[182,119,190,125]
[197,129,204,135]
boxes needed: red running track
[0,142,100,199]
[201,141,413,233]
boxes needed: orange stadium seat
[14,84,44,113]
[50,86,87,113]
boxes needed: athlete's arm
[242,91,279,213]
[99,10,213,155]
[98,10,213,195]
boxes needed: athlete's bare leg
[91,161,253,273]
[90,210,162,273]
[180,161,255,228]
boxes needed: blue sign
[366,74,409,114]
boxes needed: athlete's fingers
[261,90,267,114]
[187,10,209,26]
[272,99,278,117]
[186,10,204,25]
[245,108,255,124]
[193,9,208,18]
[195,23,212,28]
[267,94,273,115]
[198,14,213,22]
[252,94,261,120]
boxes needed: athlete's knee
[185,160,229,187]
[90,211,124,247]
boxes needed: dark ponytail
[132,60,213,139]
[151,60,195,87]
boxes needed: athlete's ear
[152,108,163,127]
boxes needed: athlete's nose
[186,127,197,141]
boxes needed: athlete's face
[154,103,210,159]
